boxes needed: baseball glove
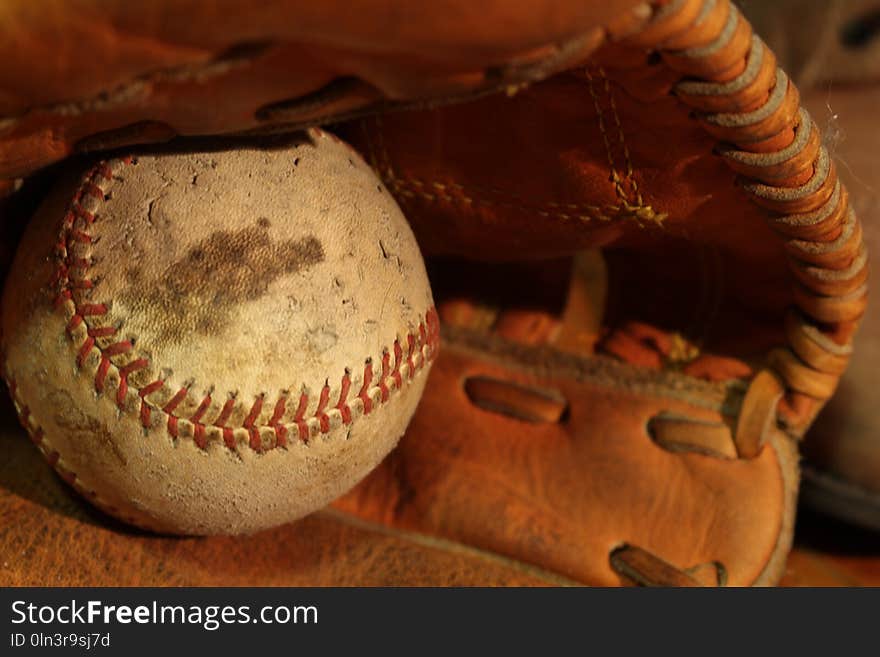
[0,0,868,585]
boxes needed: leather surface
[340,50,793,370]
[338,334,797,586]
[0,0,647,181]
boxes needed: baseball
[1,128,437,535]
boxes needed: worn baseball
[1,129,437,535]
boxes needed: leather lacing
[610,545,727,587]
[458,359,731,587]
[624,0,866,463]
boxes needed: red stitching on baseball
[269,395,288,448]
[193,424,207,449]
[243,395,264,427]
[358,361,374,415]
[391,340,403,389]
[243,394,264,451]
[72,204,95,224]
[269,395,287,425]
[190,393,214,449]
[213,397,237,449]
[335,372,352,425]
[314,384,331,433]
[117,358,148,408]
[103,340,132,357]
[79,303,108,316]
[215,397,236,427]
[81,182,105,200]
[45,158,440,455]
[66,314,83,333]
[138,379,165,428]
[95,356,111,392]
[163,387,188,414]
[406,333,417,380]
[379,350,391,403]
[272,423,288,448]
[294,392,309,442]
[77,337,95,368]
[190,394,212,424]
[70,229,92,244]
[222,427,235,449]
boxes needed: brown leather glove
[0,0,868,585]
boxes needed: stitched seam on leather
[388,176,666,224]
[585,67,644,207]
[49,158,440,453]
[369,103,667,227]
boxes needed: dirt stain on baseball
[120,218,324,345]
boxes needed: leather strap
[627,0,866,452]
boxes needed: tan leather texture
[338,332,798,586]
[0,0,648,181]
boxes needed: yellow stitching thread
[386,174,661,225]
[600,67,647,208]
[585,68,628,201]
[581,68,666,226]
[369,81,666,228]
